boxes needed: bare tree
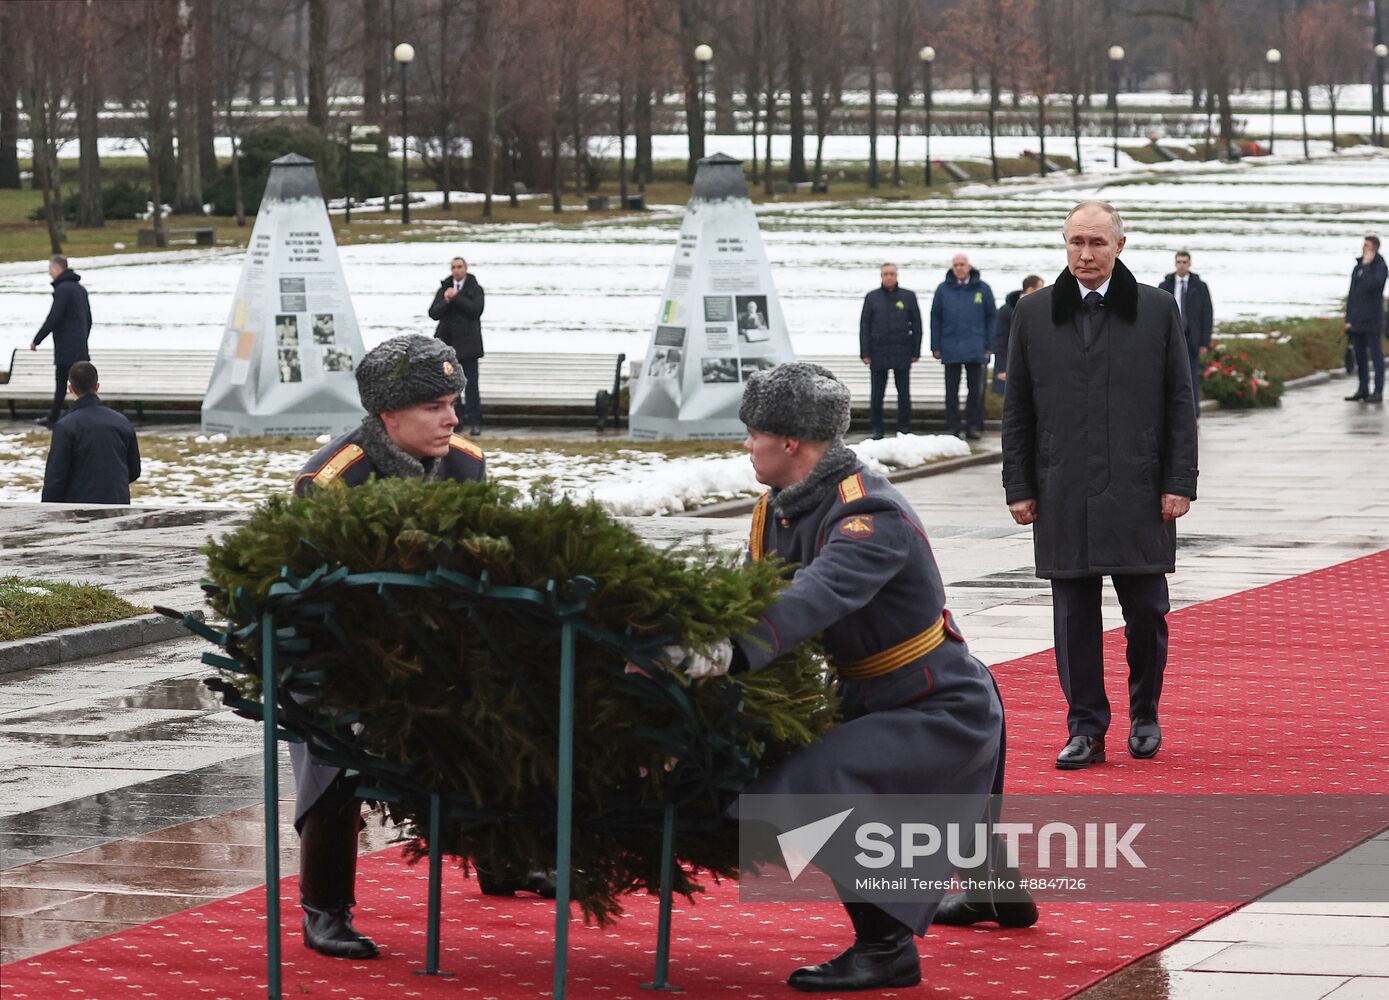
[803,0,845,185]
[77,0,104,228]
[18,2,79,253]
[886,0,918,186]
[0,1,20,189]
[362,0,384,125]
[174,0,204,215]
[307,0,329,130]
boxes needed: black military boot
[787,902,920,992]
[477,866,558,898]
[933,862,1039,929]
[299,797,379,959]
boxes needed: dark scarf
[359,415,440,481]
[773,440,859,519]
[1050,257,1139,325]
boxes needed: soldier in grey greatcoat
[291,335,552,961]
[681,363,1036,992]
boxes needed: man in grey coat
[1002,201,1198,770]
[682,363,1034,991]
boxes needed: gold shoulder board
[312,444,365,486]
[449,434,485,461]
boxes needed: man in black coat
[1158,251,1214,416]
[30,255,92,429]
[859,263,924,438]
[40,362,140,504]
[991,274,1043,395]
[1002,201,1198,771]
[1344,236,1386,403]
[428,256,486,434]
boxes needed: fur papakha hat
[355,335,467,415]
[739,362,851,441]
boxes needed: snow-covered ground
[0,431,968,514]
[2,151,1382,366]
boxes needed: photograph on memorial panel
[703,295,734,323]
[701,356,739,383]
[647,347,684,380]
[278,349,303,382]
[735,295,771,343]
[654,326,686,349]
[740,356,778,380]
[280,294,308,312]
[280,277,307,294]
[275,314,299,347]
[312,313,336,344]
[322,347,354,372]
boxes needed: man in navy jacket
[859,263,924,438]
[30,255,93,428]
[41,362,140,504]
[930,255,996,439]
[1344,236,1387,403]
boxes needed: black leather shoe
[469,424,482,436]
[34,417,53,429]
[1346,392,1368,401]
[1056,735,1105,770]
[479,870,558,898]
[1369,393,1384,403]
[966,428,983,440]
[302,902,379,959]
[787,928,920,992]
[933,891,1039,928]
[1128,718,1162,759]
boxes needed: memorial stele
[629,152,797,441]
[202,153,366,437]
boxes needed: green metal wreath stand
[170,562,687,1000]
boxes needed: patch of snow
[850,434,971,474]
[315,434,331,444]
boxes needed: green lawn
[0,576,145,642]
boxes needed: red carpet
[4,549,1389,999]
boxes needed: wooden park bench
[137,226,217,247]
[4,348,630,421]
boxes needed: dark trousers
[869,366,911,435]
[1051,573,1170,738]
[48,363,72,424]
[1188,344,1203,417]
[454,355,482,429]
[1351,331,1386,396]
[944,362,985,433]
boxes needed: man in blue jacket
[30,255,93,429]
[1345,236,1387,403]
[40,362,140,504]
[930,254,996,439]
[859,263,924,439]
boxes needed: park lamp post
[1375,43,1388,146]
[1108,45,1124,169]
[1265,48,1281,155]
[394,42,415,224]
[694,44,713,141]
[919,45,936,187]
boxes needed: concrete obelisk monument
[629,153,796,441]
[202,153,366,437]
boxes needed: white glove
[665,639,734,679]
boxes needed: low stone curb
[0,610,205,675]
[686,448,1004,519]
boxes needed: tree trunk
[892,87,903,186]
[988,79,1000,182]
[294,2,306,106]
[1301,99,1309,158]
[633,81,652,187]
[1037,96,1046,177]
[1217,85,1235,160]
[174,0,203,215]
[550,120,562,212]
[363,0,383,125]
[0,2,23,189]
[867,11,879,189]
[77,0,104,228]
[787,14,805,183]
[714,60,735,133]
[1071,93,1082,173]
[307,0,329,130]
[230,130,245,225]
[1328,94,1338,151]
[195,0,217,187]
[483,74,497,218]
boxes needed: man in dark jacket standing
[930,254,996,439]
[1344,236,1386,403]
[40,362,140,504]
[30,255,92,429]
[991,275,1043,395]
[859,263,923,438]
[1002,201,1198,771]
[1158,251,1214,415]
[428,256,486,434]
